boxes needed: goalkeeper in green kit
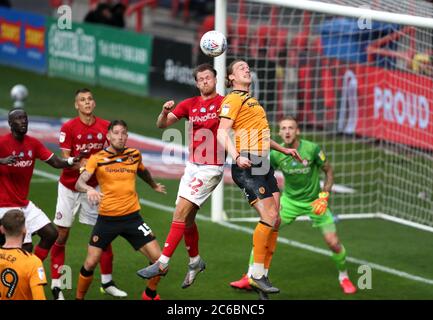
[230,116,357,295]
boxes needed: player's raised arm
[137,168,166,194]
[270,139,302,163]
[156,100,179,128]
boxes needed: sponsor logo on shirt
[10,160,33,167]
[189,113,218,122]
[75,143,104,152]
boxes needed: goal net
[217,0,433,228]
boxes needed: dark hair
[108,119,128,131]
[75,88,92,98]
[8,108,26,122]
[225,59,246,88]
[193,63,217,80]
[1,209,25,237]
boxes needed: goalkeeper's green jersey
[270,139,326,202]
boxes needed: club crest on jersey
[97,133,103,140]
[28,150,32,158]
[200,107,206,113]
[59,132,66,143]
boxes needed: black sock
[145,287,157,298]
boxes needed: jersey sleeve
[29,256,47,289]
[219,94,242,121]
[314,145,327,168]
[270,150,279,170]
[85,154,98,175]
[59,122,72,150]
[171,99,190,119]
[34,138,54,162]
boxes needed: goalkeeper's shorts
[279,195,336,233]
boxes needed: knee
[45,226,59,245]
[325,234,341,252]
[84,257,99,271]
[55,227,70,245]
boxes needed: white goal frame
[211,0,433,233]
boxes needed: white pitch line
[34,169,433,286]
[138,199,433,286]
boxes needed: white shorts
[0,201,51,244]
[53,182,99,228]
[176,162,224,207]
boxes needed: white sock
[247,265,253,278]
[264,269,269,277]
[189,255,200,265]
[252,263,265,279]
[339,270,349,282]
[158,254,170,265]
[51,278,61,289]
[101,274,112,284]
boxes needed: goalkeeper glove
[311,192,329,215]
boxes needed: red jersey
[0,133,53,207]
[171,94,224,165]
[59,117,109,191]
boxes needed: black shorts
[231,153,279,205]
[89,211,155,250]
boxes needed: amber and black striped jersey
[85,147,145,216]
[0,247,47,300]
[219,90,270,155]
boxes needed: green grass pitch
[2,65,433,299]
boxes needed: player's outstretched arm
[138,168,166,194]
[270,139,303,162]
[0,155,17,165]
[46,154,81,169]
[311,161,334,215]
[321,161,334,193]
[156,100,179,128]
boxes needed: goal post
[211,0,227,222]
[211,0,433,230]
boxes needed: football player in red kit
[0,108,81,269]
[50,89,127,300]
[137,64,224,292]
